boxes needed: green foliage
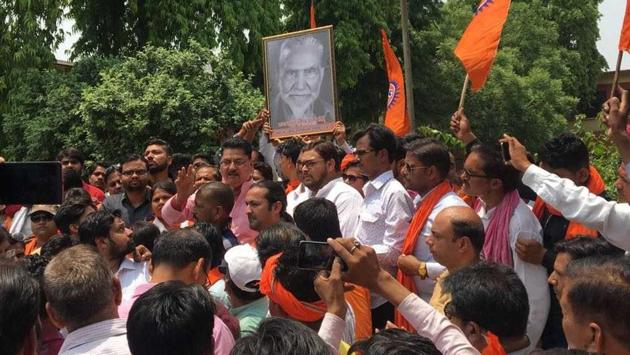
[1,43,263,162]
[571,116,620,199]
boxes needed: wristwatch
[417,261,428,279]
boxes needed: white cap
[224,244,262,293]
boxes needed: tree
[1,43,263,162]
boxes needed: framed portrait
[263,26,339,139]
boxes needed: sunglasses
[343,174,367,183]
[30,214,53,223]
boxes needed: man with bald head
[395,139,469,304]
[193,181,238,249]
[424,206,485,312]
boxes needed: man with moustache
[144,138,173,184]
[57,148,105,204]
[103,155,153,226]
[162,137,258,244]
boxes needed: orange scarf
[533,165,604,239]
[260,253,327,322]
[285,179,300,194]
[482,332,507,355]
[395,180,453,331]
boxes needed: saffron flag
[454,0,511,91]
[381,29,411,136]
[310,0,317,28]
[620,0,630,51]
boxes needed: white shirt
[286,183,312,216]
[412,191,468,301]
[59,318,130,355]
[8,206,32,240]
[117,259,150,301]
[354,170,414,308]
[313,177,363,238]
[522,164,630,251]
[477,198,550,352]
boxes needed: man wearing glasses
[162,137,257,244]
[103,155,153,225]
[352,124,414,330]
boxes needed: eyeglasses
[353,148,374,157]
[296,159,324,170]
[121,169,148,177]
[219,159,248,167]
[403,162,430,173]
[343,174,368,183]
[30,214,53,223]
[461,169,495,180]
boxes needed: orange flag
[620,0,630,51]
[454,0,511,91]
[381,29,411,136]
[310,0,317,28]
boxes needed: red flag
[381,29,411,136]
[620,0,630,51]
[454,0,511,91]
[310,0,317,28]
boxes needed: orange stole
[345,286,372,340]
[482,332,507,355]
[532,165,604,239]
[395,181,453,331]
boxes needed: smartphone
[500,141,511,162]
[297,240,347,271]
[0,162,63,205]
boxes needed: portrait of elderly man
[268,32,335,130]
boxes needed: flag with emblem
[454,0,511,91]
[381,29,411,136]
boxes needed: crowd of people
[0,87,629,355]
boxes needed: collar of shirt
[363,170,394,196]
[60,318,128,353]
[118,257,145,273]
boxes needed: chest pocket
[360,202,383,224]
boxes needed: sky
[56,0,627,71]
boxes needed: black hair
[256,223,307,268]
[152,229,211,272]
[132,221,160,252]
[353,123,397,163]
[0,226,10,245]
[443,262,529,338]
[253,162,274,181]
[302,141,342,171]
[529,350,590,355]
[192,153,213,165]
[78,209,118,246]
[405,138,452,179]
[20,254,49,317]
[54,200,94,235]
[293,198,341,242]
[127,281,215,355]
[251,180,287,212]
[275,240,319,302]
[394,137,407,162]
[276,139,305,165]
[538,133,589,173]
[565,255,630,348]
[470,144,520,192]
[451,215,485,254]
[120,154,149,171]
[145,138,173,156]
[56,147,86,166]
[104,164,120,183]
[348,328,441,355]
[192,222,225,269]
[225,278,264,302]
[88,161,109,175]
[152,180,177,195]
[230,317,330,355]
[169,153,192,179]
[41,234,77,260]
[0,260,41,355]
[554,237,624,260]
[221,137,253,158]
[63,187,93,206]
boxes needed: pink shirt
[161,180,258,244]
[117,282,236,355]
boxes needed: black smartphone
[501,141,511,162]
[0,162,63,205]
[297,240,347,271]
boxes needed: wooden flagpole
[611,51,624,98]
[459,74,470,109]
